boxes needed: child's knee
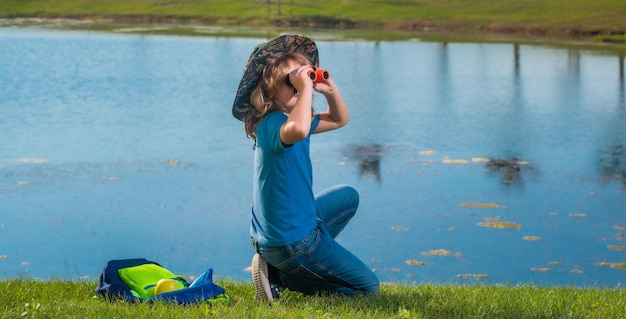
[360,279,380,296]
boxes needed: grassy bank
[1,0,625,43]
[1,279,625,318]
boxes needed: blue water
[1,27,625,287]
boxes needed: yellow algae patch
[593,261,626,270]
[419,150,436,155]
[164,159,180,165]
[472,157,491,163]
[460,203,500,209]
[17,158,50,164]
[611,263,626,270]
[594,261,612,267]
[0,255,7,261]
[443,157,468,164]
[616,234,626,242]
[614,226,626,231]
[478,221,522,229]
[457,274,489,280]
[569,213,587,217]
[531,267,551,272]
[406,259,426,266]
[523,235,542,241]
[607,245,626,251]
[421,249,452,257]
[570,268,584,274]
[391,226,409,232]
[548,261,561,266]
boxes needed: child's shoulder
[258,111,287,131]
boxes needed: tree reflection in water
[599,144,626,187]
[343,144,384,182]
[485,158,532,185]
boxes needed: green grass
[1,0,625,38]
[1,279,626,318]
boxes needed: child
[232,34,379,301]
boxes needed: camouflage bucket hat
[232,34,319,121]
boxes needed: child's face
[275,58,306,111]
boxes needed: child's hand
[313,78,337,95]
[287,65,314,93]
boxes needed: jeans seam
[325,208,356,232]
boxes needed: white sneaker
[252,253,278,302]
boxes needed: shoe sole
[252,253,274,302]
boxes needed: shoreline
[2,17,625,51]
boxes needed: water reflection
[618,51,626,107]
[437,42,451,110]
[598,53,626,188]
[514,44,520,77]
[343,144,384,182]
[599,144,626,187]
[485,158,532,185]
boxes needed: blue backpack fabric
[95,258,226,304]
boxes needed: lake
[1,27,625,287]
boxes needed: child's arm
[281,66,315,144]
[314,78,350,134]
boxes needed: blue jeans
[253,184,380,296]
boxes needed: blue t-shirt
[250,112,321,246]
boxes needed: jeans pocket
[285,264,325,281]
[288,227,321,255]
[277,228,332,277]
[259,229,319,267]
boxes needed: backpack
[95,258,226,304]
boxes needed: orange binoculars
[307,67,330,83]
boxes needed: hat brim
[232,34,319,121]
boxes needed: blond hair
[243,53,313,140]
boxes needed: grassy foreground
[1,0,625,43]
[1,279,625,318]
